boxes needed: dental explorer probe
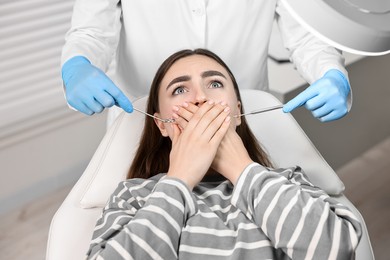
[233,104,284,118]
[133,104,283,123]
[133,107,176,123]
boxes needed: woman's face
[155,54,241,138]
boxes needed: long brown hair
[128,49,272,179]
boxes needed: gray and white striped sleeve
[87,177,197,260]
[231,163,362,260]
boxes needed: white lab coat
[62,0,348,126]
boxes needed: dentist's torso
[114,0,278,99]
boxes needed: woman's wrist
[224,159,254,185]
[166,170,196,190]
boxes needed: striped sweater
[87,163,362,259]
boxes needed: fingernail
[172,113,179,119]
[182,102,188,107]
[172,106,179,112]
[224,107,230,112]
[225,116,231,122]
[220,101,227,106]
[208,100,214,105]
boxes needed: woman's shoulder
[114,173,166,196]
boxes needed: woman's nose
[194,90,207,106]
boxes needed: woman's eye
[173,86,187,95]
[210,81,223,88]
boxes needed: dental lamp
[281,0,390,56]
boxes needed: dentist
[61,0,351,126]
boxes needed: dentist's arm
[276,0,351,122]
[283,69,351,122]
[62,56,133,115]
[61,0,127,115]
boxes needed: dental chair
[46,89,374,260]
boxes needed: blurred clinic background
[0,1,389,259]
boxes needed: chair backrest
[46,90,373,260]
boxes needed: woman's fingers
[172,104,196,130]
[207,111,231,145]
[201,106,230,142]
[184,100,216,133]
[172,112,188,130]
[174,101,228,133]
[171,123,181,145]
[173,102,197,122]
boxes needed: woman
[87,49,361,259]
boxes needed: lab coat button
[193,8,204,16]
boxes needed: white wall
[0,115,106,214]
[0,0,106,214]
[289,54,390,169]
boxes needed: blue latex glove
[283,69,350,122]
[62,56,133,115]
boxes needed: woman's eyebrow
[201,70,227,79]
[166,75,191,90]
[166,71,226,91]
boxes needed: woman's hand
[174,102,253,185]
[211,127,253,185]
[167,101,231,190]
